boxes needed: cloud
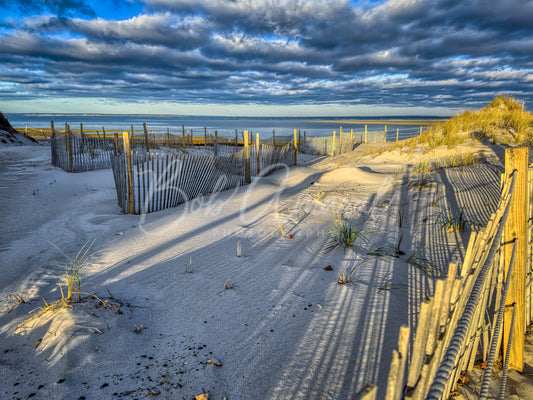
[4,0,95,17]
[0,0,532,112]
[144,0,352,37]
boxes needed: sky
[0,0,532,117]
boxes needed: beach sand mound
[0,112,38,146]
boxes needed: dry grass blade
[17,297,71,330]
[368,232,405,259]
[9,293,27,304]
[224,279,234,290]
[6,292,28,313]
[406,246,437,277]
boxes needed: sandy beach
[1,0,532,396]
[0,136,530,399]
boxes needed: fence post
[298,129,301,152]
[182,125,185,146]
[204,126,207,149]
[102,126,106,142]
[80,122,85,153]
[272,129,276,147]
[503,147,528,371]
[256,133,260,176]
[143,122,150,160]
[113,132,119,154]
[215,130,218,143]
[420,126,423,136]
[50,121,55,138]
[244,130,251,184]
[350,129,353,142]
[123,131,134,214]
[167,127,170,146]
[191,129,193,146]
[384,124,387,138]
[66,123,73,173]
[235,129,238,147]
[339,126,342,141]
[294,128,298,165]
[130,124,134,147]
[332,130,336,156]
[396,128,399,143]
[365,125,368,144]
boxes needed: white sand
[0,141,509,399]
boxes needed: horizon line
[4,112,451,119]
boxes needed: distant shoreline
[310,119,440,126]
[5,113,448,121]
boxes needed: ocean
[4,114,443,141]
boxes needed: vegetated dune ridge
[0,97,532,399]
[0,112,38,146]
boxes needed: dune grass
[322,214,369,254]
[16,241,96,331]
[432,96,531,145]
[336,260,369,285]
[389,95,533,154]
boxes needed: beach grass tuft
[440,209,475,233]
[17,241,96,330]
[337,260,368,285]
[406,246,436,277]
[322,214,368,254]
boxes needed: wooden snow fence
[301,130,387,156]
[111,132,295,214]
[50,125,115,172]
[358,148,532,400]
[248,143,296,177]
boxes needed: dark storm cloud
[0,0,532,111]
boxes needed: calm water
[5,114,442,141]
